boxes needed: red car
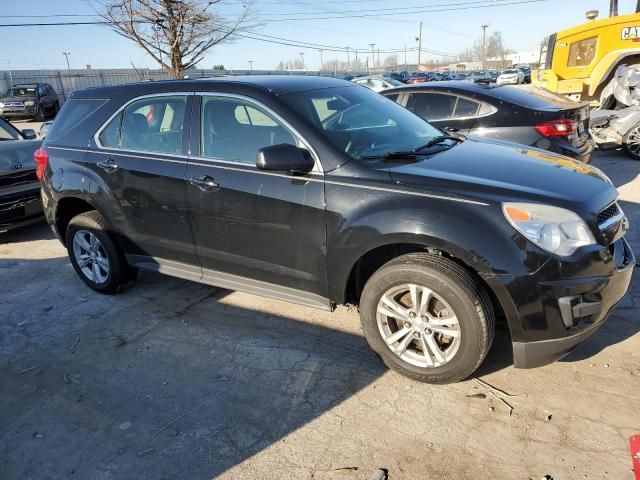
[406,72,437,84]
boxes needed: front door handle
[189,175,219,192]
[96,159,119,173]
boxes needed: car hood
[386,138,616,212]
[0,95,36,103]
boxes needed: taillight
[534,119,577,138]
[33,146,49,181]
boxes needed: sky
[1,0,638,72]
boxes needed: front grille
[0,169,38,189]
[597,202,621,227]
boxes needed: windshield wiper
[357,135,463,160]
[413,135,463,152]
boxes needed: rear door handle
[189,175,219,192]
[96,159,119,173]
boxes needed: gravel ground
[0,150,638,480]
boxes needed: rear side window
[45,98,106,142]
[406,93,456,121]
[99,95,187,155]
[568,37,597,67]
[454,97,480,118]
[384,93,400,103]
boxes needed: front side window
[280,85,441,161]
[568,37,597,67]
[201,96,297,164]
[406,93,456,121]
[99,95,187,155]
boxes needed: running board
[126,254,333,312]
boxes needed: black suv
[37,76,634,384]
[0,83,59,121]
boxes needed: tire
[34,106,44,122]
[359,252,494,384]
[623,121,640,160]
[65,210,137,294]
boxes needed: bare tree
[100,0,252,78]
[383,54,399,68]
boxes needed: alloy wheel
[72,230,110,284]
[376,283,461,368]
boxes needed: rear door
[185,93,329,306]
[87,93,197,266]
[403,91,476,134]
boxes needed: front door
[185,94,328,306]
[86,93,197,266]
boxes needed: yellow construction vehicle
[533,7,640,105]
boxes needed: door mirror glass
[21,128,37,140]
[256,143,314,173]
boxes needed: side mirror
[21,128,37,140]
[256,144,314,173]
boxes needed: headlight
[0,102,4,108]
[24,101,35,107]
[503,202,597,256]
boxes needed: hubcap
[376,284,461,368]
[627,127,640,156]
[72,230,110,284]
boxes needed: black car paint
[382,81,594,162]
[0,117,43,230]
[40,76,634,368]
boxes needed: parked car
[518,66,532,83]
[383,71,411,83]
[38,76,633,384]
[406,72,438,84]
[352,75,404,92]
[0,83,59,121]
[0,116,43,231]
[466,70,493,82]
[382,81,594,162]
[497,69,526,85]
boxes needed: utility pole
[62,51,71,71]
[369,43,375,73]
[299,52,305,70]
[345,46,350,73]
[318,49,324,71]
[416,21,423,69]
[609,0,618,16]
[377,49,380,70]
[480,23,489,70]
[355,50,358,72]
[637,0,640,13]
[6,60,12,84]
[248,60,253,73]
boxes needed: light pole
[481,23,490,70]
[416,21,423,69]
[318,49,324,71]
[62,52,71,71]
[299,52,305,70]
[248,60,253,73]
[369,43,376,72]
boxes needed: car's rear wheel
[359,252,494,384]
[623,122,640,160]
[65,210,136,294]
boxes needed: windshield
[504,69,519,74]
[6,86,36,97]
[280,85,441,161]
[0,118,20,141]
[386,78,404,86]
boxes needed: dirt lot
[1,149,639,480]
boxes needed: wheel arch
[54,196,100,247]
[590,51,640,98]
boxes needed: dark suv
[0,83,59,121]
[37,76,634,384]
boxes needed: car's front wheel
[65,210,136,294]
[359,252,495,384]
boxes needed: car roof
[70,75,354,98]
[383,81,587,111]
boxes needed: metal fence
[0,68,334,106]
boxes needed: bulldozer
[532,0,640,106]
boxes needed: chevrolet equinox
[37,76,635,384]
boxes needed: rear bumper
[546,137,594,163]
[509,237,635,368]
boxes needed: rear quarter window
[45,98,106,143]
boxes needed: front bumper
[0,188,43,231]
[487,237,635,368]
[0,107,37,118]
